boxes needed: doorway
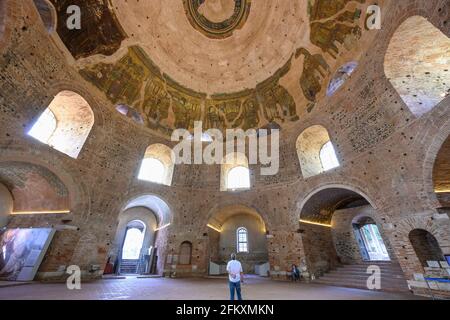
[119,220,146,274]
[354,219,390,261]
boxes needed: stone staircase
[119,259,139,274]
[313,261,410,293]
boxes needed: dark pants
[229,281,243,301]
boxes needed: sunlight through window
[237,227,249,253]
[28,108,57,144]
[138,157,166,184]
[320,141,340,171]
[122,228,145,260]
[228,166,250,190]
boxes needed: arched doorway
[298,187,407,292]
[207,205,269,276]
[114,211,156,275]
[353,216,390,262]
[122,220,146,260]
[109,195,172,276]
[409,229,444,268]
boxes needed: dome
[50,0,372,136]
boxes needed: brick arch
[409,229,444,267]
[395,216,450,248]
[204,202,273,233]
[296,181,382,222]
[393,215,450,275]
[421,117,450,209]
[119,193,173,228]
[44,81,106,128]
[373,1,448,67]
[0,148,90,218]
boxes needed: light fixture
[435,189,450,193]
[12,210,71,215]
[299,219,332,228]
[207,224,222,233]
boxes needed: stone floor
[0,276,425,300]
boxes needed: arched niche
[179,241,193,265]
[384,16,450,117]
[138,144,175,186]
[296,125,339,179]
[409,229,444,268]
[0,183,13,228]
[0,161,70,214]
[207,205,268,275]
[27,90,95,159]
[433,134,450,207]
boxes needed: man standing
[226,253,244,300]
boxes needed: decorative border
[182,0,251,39]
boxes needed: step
[337,267,404,274]
[327,270,405,277]
[320,275,407,283]
[342,264,401,270]
[315,277,408,287]
[315,277,409,288]
[313,280,410,293]
[313,262,409,293]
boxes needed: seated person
[291,264,300,282]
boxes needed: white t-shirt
[226,260,243,283]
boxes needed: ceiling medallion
[183,0,251,39]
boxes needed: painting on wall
[0,228,56,281]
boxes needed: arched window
[296,125,340,178]
[385,16,450,116]
[116,104,144,125]
[179,241,192,265]
[28,108,57,144]
[237,227,248,253]
[138,144,175,186]
[320,141,340,171]
[228,166,250,190]
[138,157,166,184]
[27,91,95,159]
[221,153,251,191]
[327,62,358,96]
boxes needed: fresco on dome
[69,0,371,136]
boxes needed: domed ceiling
[49,0,376,137]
